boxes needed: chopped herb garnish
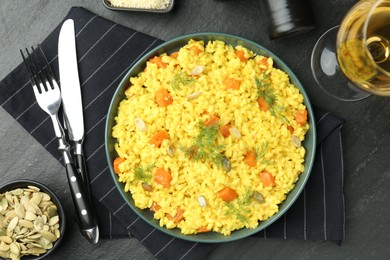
[254,140,270,165]
[134,163,155,182]
[239,188,253,206]
[181,121,226,168]
[225,188,252,224]
[255,76,289,124]
[170,72,195,91]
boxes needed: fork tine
[33,45,57,90]
[21,46,54,94]
[20,48,39,89]
[21,47,44,95]
[37,45,57,86]
[29,47,49,93]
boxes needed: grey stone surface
[1,0,390,259]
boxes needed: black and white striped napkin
[0,7,345,260]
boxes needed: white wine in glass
[311,0,390,101]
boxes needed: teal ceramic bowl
[105,33,317,243]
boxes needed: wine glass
[311,0,390,101]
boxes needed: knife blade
[58,18,99,244]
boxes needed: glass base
[311,26,371,102]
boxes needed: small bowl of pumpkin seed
[0,179,65,260]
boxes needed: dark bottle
[260,0,316,39]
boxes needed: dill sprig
[254,140,268,160]
[225,188,252,224]
[181,121,226,167]
[254,140,271,165]
[134,163,155,182]
[170,72,195,91]
[238,188,252,206]
[255,76,289,124]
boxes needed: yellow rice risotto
[112,39,309,235]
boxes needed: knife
[58,19,91,198]
[58,19,99,244]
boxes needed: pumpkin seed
[0,198,8,213]
[18,227,28,235]
[26,230,38,237]
[0,251,10,259]
[197,195,207,207]
[24,212,37,221]
[14,204,25,219]
[43,225,50,231]
[0,236,12,244]
[19,243,27,251]
[12,197,19,207]
[30,193,43,206]
[46,205,57,219]
[135,118,147,131]
[28,242,43,249]
[9,242,19,256]
[5,194,13,204]
[229,127,241,139]
[39,201,53,212]
[22,190,31,196]
[10,189,23,196]
[27,186,40,192]
[252,191,265,204]
[10,252,18,260]
[34,204,43,213]
[43,242,53,250]
[7,217,18,233]
[167,145,175,157]
[19,220,33,229]
[24,203,37,215]
[221,155,231,172]
[5,210,16,221]
[40,193,51,202]
[0,240,10,251]
[292,135,301,148]
[27,233,41,240]
[38,237,50,247]
[0,228,5,237]
[14,235,24,241]
[42,215,48,224]
[40,230,56,242]
[19,195,29,205]
[48,215,60,226]
[191,65,204,75]
[13,226,20,235]
[141,182,153,192]
[187,91,202,100]
[34,217,44,231]
[28,247,46,256]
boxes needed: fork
[21,46,99,243]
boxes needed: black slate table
[1,0,389,259]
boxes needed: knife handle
[75,153,91,199]
[65,161,98,231]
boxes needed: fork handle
[65,161,99,243]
